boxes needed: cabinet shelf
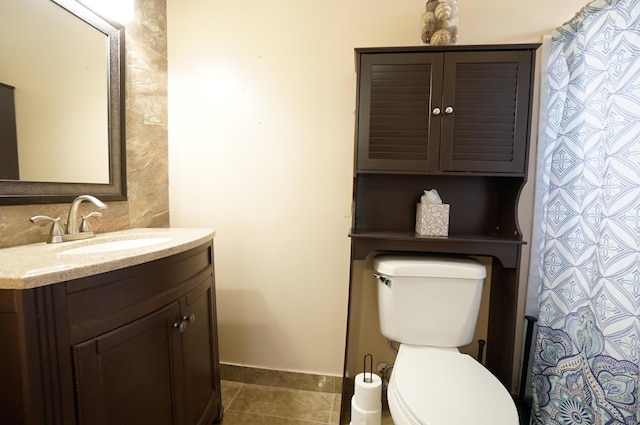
[355,169,527,177]
[349,231,525,267]
[350,230,524,242]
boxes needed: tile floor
[219,380,394,425]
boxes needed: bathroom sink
[59,237,172,255]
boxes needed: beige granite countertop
[0,228,215,290]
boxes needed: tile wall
[221,364,342,394]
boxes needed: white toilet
[374,255,519,425]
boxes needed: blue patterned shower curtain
[531,0,640,424]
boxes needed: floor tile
[329,394,341,425]
[220,410,328,425]
[221,380,243,410]
[228,383,333,423]
[219,380,394,424]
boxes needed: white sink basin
[60,237,172,255]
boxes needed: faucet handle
[30,215,64,244]
[80,211,103,233]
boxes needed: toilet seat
[387,345,519,425]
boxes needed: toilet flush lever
[373,273,391,287]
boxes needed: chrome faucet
[30,195,107,243]
[66,195,107,235]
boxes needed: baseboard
[220,363,342,394]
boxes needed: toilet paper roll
[351,397,381,425]
[352,372,382,413]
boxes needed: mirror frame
[0,0,126,205]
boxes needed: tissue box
[415,203,450,236]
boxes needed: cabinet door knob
[444,106,454,115]
[174,321,187,333]
[183,314,196,324]
[432,107,441,116]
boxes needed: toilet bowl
[373,255,519,425]
[387,345,519,425]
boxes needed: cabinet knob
[174,321,187,333]
[183,314,196,324]
[444,106,454,115]
[432,107,441,116]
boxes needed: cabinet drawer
[63,242,213,344]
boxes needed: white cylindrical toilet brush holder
[350,372,382,425]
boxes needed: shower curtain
[531,0,640,424]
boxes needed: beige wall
[0,0,169,249]
[0,0,591,384]
[168,0,589,380]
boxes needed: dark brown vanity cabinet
[356,47,533,174]
[342,44,539,424]
[0,241,223,425]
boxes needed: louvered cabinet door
[356,53,444,171]
[439,50,532,173]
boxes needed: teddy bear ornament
[421,0,459,45]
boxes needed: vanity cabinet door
[72,302,184,425]
[181,277,222,425]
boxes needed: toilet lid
[390,345,519,425]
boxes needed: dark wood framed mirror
[0,0,126,205]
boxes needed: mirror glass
[0,0,125,204]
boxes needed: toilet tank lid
[374,256,486,279]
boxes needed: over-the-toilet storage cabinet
[341,44,539,423]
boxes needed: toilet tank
[374,256,486,348]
